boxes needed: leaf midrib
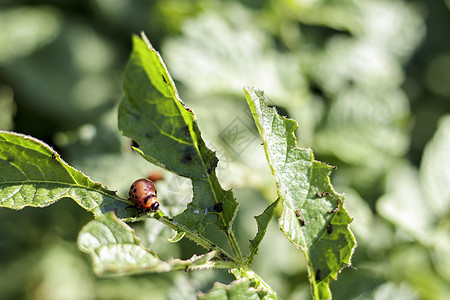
[0,180,126,203]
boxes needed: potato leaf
[118,34,238,237]
[78,212,217,275]
[244,87,356,299]
[0,131,130,218]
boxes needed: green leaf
[118,33,238,237]
[78,211,217,276]
[244,87,356,300]
[198,279,267,300]
[247,198,279,265]
[0,131,130,218]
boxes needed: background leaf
[0,131,130,218]
[244,87,356,299]
[118,34,239,238]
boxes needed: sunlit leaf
[244,87,356,299]
[0,131,130,217]
[118,34,238,236]
[78,212,217,275]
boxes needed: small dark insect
[51,152,56,159]
[318,192,342,214]
[295,210,306,226]
[129,178,159,212]
[328,199,342,214]
[317,191,331,198]
[162,75,167,83]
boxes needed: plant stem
[154,211,236,264]
[227,228,244,263]
[232,267,279,299]
[186,260,236,271]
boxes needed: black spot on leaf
[181,147,195,163]
[184,126,190,138]
[327,223,333,234]
[213,202,223,213]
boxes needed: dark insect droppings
[162,75,167,83]
[51,153,56,159]
[213,202,223,213]
[327,223,333,234]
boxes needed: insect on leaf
[118,33,238,236]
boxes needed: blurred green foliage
[1,0,449,299]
